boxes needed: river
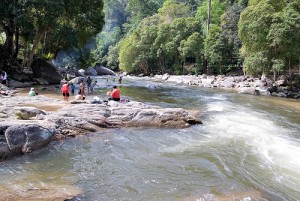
[1,77,300,200]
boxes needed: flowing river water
[1,77,300,200]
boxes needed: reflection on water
[1,77,300,200]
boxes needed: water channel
[1,77,300,200]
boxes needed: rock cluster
[151,74,300,99]
[0,95,201,160]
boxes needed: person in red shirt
[107,85,120,101]
[61,82,70,101]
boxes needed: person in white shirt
[0,71,7,86]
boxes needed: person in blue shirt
[70,83,75,95]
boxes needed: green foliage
[239,0,299,75]
[195,0,225,35]
[0,0,105,66]
[42,52,55,60]
[158,0,192,20]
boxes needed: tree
[0,0,105,69]
[238,0,286,75]
[195,0,225,36]
[267,0,300,75]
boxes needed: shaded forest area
[0,0,299,81]
[0,0,104,74]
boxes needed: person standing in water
[79,79,85,96]
[61,82,70,101]
[90,80,100,94]
[70,83,75,95]
[87,76,92,93]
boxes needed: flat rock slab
[0,95,201,160]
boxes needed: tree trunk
[289,57,291,76]
[207,0,211,35]
[13,27,20,58]
[27,28,44,68]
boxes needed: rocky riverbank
[0,95,201,161]
[147,73,300,99]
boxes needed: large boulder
[5,124,55,154]
[31,58,62,84]
[84,66,98,76]
[94,65,115,76]
[77,69,85,76]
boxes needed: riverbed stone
[15,107,47,120]
[5,125,54,154]
[238,87,256,95]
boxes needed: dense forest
[0,0,299,78]
[95,0,300,78]
[0,0,105,72]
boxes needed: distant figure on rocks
[28,88,38,96]
[61,82,70,101]
[79,79,85,96]
[70,83,75,95]
[118,76,122,84]
[90,80,99,93]
[0,71,8,86]
[106,85,120,101]
[87,76,92,93]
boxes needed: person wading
[61,82,70,101]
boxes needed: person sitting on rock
[28,88,38,96]
[106,85,120,101]
[75,92,86,100]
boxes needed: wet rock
[238,87,256,95]
[0,183,81,201]
[15,107,47,120]
[5,124,55,154]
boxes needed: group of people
[61,77,121,102]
